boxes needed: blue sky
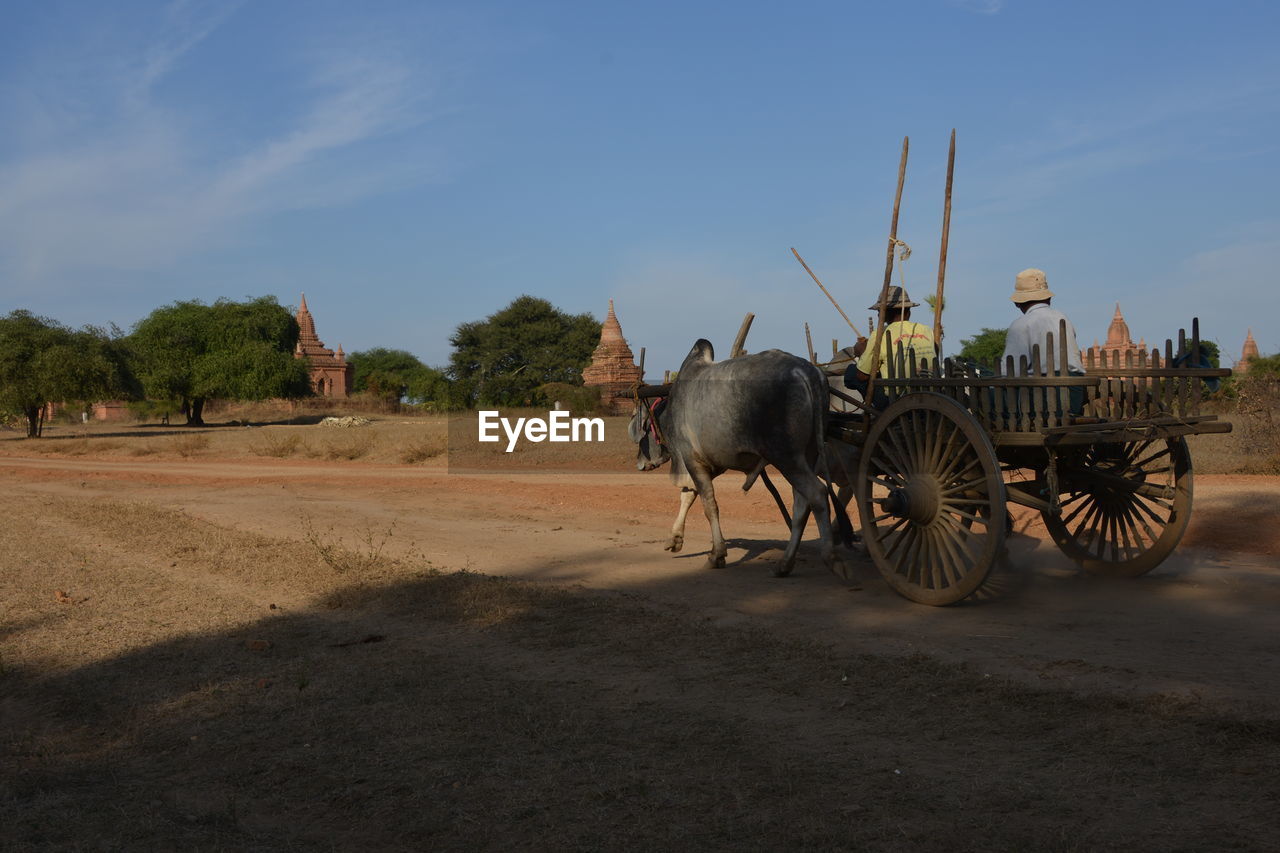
[2,0,1277,374]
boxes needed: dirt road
[4,454,1278,712]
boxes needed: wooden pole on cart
[791,247,865,340]
[804,322,817,363]
[730,313,755,358]
[865,136,910,411]
[638,347,646,381]
[933,129,955,348]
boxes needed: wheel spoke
[886,425,917,476]
[1129,492,1173,524]
[937,448,982,486]
[1129,446,1172,471]
[931,524,967,587]
[926,417,955,476]
[940,514,980,562]
[1069,500,1103,544]
[1123,499,1161,545]
[942,507,994,528]
[873,445,912,482]
[869,474,904,492]
[940,475,989,497]
[1060,493,1095,526]
[876,515,910,538]
[883,521,914,561]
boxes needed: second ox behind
[629,339,850,576]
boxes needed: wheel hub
[880,474,942,524]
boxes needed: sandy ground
[3,451,1278,714]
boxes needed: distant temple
[1234,329,1260,374]
[1084,303,1146,365]
[581,300,644,414]
[295,293,353,398]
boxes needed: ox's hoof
[665,535,684,553]
[773,562,795,578]
[703,553,727,570]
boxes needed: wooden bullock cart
[808,133,1232,604]
[824,321,1232,605]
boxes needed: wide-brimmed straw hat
[1011,268,1054,303]
[869,285,919,310]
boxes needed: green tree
[1198,340,1221,368]
[0,311,137,437]
[957,328,1008,368]
[1245,352,1280,378]
[349,347,450,405]
[130,297,312,425]
[448,296,601,407]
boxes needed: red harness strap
[645,397,667,448]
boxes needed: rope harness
[631,382,668,450]
[644,396,667,449]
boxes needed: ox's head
[628,398,670,471]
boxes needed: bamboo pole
[804,322,817,363]
[865,136,910,411]
[933,129,955,347]
[791,247,865,339]
[638,347,646,379]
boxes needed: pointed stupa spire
[1105,303,1133,348]
[1241,328,1259,361]
[582,298,643,413]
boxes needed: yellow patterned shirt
[855,321,936,377]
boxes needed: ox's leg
[773,460,835,577]
[666,487,697,553]
[688,467,727,569]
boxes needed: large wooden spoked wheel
[856,393,1006,606]
[1043,437,1192,577]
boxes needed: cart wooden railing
[842,318,1232,446]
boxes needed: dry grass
[5,397,1271,477]
[250,432,308,458]
[2,491,1280,850]
[0,418,459,468]
[299,513,401,575]
[319,431,377,461]
[171,433,210,457]
[28,437,124,456]
[398,435,446,463]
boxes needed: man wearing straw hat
[1003,268,1087,416]
[1002,268,1084,375]
[843,285,936,408]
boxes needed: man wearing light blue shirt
[1001,268,1087,418]
[1002,268,1084,375]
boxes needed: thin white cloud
[132,0,243,100]
[967,72,1280,215]
[0,5,439,287]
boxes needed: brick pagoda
[1234,329,1260,374]
[582,299,644,414]
[1085,303,1145,365]
[295,293,354,398]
